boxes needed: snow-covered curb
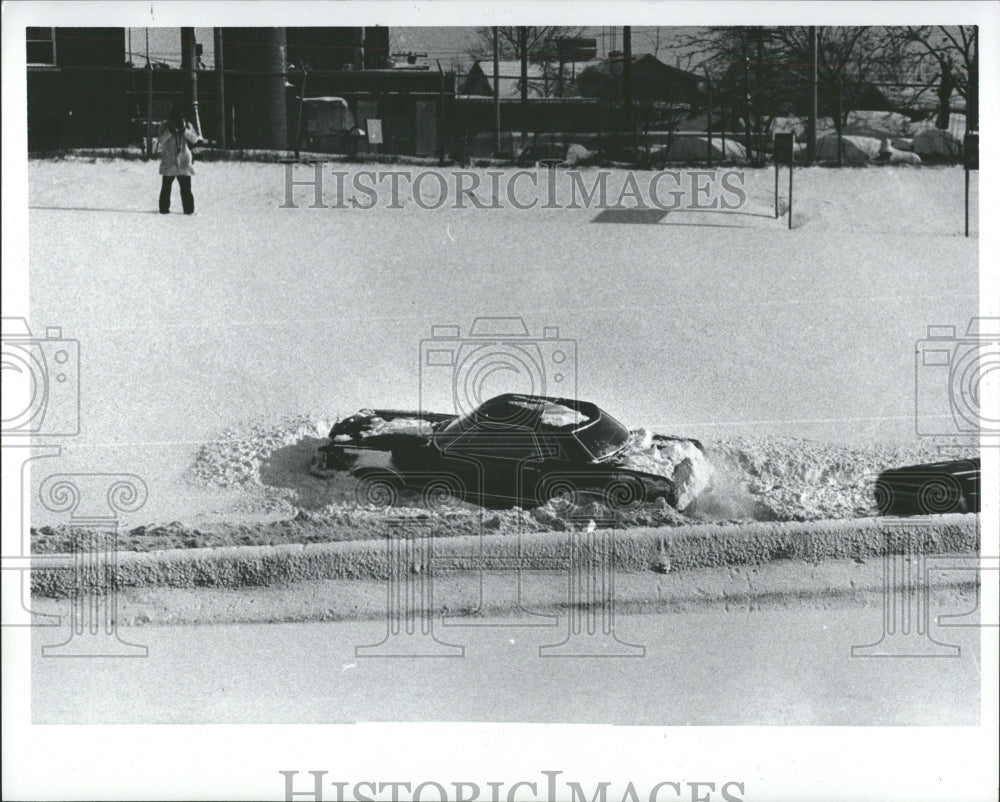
[31,514,978,597]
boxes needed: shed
[300,97,362,151]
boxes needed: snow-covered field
[26,159,978,526]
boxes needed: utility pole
[180,28,201,135]
[808,26,817,164]
[519,26,528,147]
[436,59,446,165]
[705,69,713,167]
[968,25,979,133]
[262,27,288,150]
[214,28,226,148]
[492,27,501,155]
[835,78,843,167]
[743,28,752,162]
[145,28,152,159]
[622,26,633,154]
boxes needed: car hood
[327,409,457,446]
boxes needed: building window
[27,27,56,66]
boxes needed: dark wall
[55,28,125,67]
[286,27,363,70]
[222,28,289,148]
[27,28,129,150]
[458,98,603,135]
[363,27,390,69]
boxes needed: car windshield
[571,407,630,461]
[437,396,629,462]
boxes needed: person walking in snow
[157,108,200,214]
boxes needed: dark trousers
[159,175,194,214]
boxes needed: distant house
[573,54,707,104]
[27,27,130,150]
[856,81,966,120]
[460,60,549,98]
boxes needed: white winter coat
[158,122,199,176]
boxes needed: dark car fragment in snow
[311,394,713,511]
[873,457,980,516]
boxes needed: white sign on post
[367,119,383,146]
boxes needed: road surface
[32,606,980,725]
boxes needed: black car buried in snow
[873,457,981,516]
[310,393,711,511]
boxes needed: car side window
[443,423,552,462]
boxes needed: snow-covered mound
[652,137,748,163]
[187,418,974,525]
[816,134,882,165]
[619,429,714,511]
[913,128,962,160]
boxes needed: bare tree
[685,26,915,160]
[471,26,584,61]
[897,26,978,130]
[683,26,793,162]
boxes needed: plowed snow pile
[701,437,975,521]
[30,417,976,553]
[186,418,974,523]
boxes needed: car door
[437,421,555,506]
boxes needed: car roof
[483,393,601,418]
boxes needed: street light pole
[492,27,500,155]
[181,27,201,136]
[808,26,817,164]
[519,26,528,148]
[214,28,226,148]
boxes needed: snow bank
[913,128,962,160]
[26,160,978,526]
[652,136,747,163]
[330,411,435,442]
[816,134,882,165]
[185,417,974,527]
[619,429,714,511]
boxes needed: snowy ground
[26,159,978,527]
